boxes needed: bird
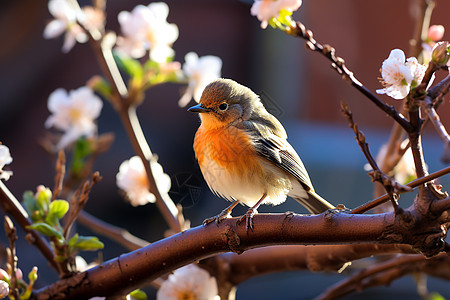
[188,78,334,230]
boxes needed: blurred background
[0,0,450,299]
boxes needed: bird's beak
[188,103,211,113]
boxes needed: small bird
[188,78,334,230]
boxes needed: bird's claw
[237,208,257,232]
[202,208,232,226]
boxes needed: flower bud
[428,25,445,42]
[35,186,52,212]
[28,266,38,282]
[0,270,8,282]
[0,280,8,299]
[15,268,22,281]
[431,41,450,65]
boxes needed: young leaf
[128,289,147,300]
[27,223,62,238]
[72,236,104,251]
[89,75,113,100]
[68,233,79,248]
[113,53,144,81]
[23,190,38,215]
[71,138,93,175]
[48,200,69,220]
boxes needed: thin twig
[352,166,450,214]
[63,172,102,239]
[340,102,412,211]
[286,21,414,133]
[123,107,180,231]
[81,8,182,233]
[409,0,435,58]
[4,216,20,300]
[422,96,450,145]
[52,150,66,201]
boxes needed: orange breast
[194,125,262,176]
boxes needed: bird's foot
[237,208,257,232]
[203,200,240,226]
[202,208,232,226]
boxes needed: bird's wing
[238,119,314,192]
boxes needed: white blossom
[0,145,12,181]
[116,2,178,62]
[376,49,426,100]
[179,52,222,107]
[43,0,88,52]
[45,87,103,149]
[157,264,219,300]
[0,280,8,299]
[116,156,171,206]
[251,0,302,29]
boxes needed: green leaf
[72,236,104,251]
[128,289,147,300]
[143,58,160,73]
[48,200,69,220]
[113,53,144,81]
[68,233,79,248]
[23,191,38,215]
[429,292,445,300]
[27,223,62,238]
[90,76,113,100]
[71,138,93,175]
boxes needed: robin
[188,78,334,230]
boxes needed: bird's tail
[293,191,334,214]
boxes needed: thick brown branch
[32,212,397,299]
[0,181,59,272]
[200,243,416,298]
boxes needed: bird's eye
[218,103,228,111]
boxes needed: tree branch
[340,102,412,212]
[286,21,414,133]
[409,0,435,58]
[200,244,416,298]
[83,13,182,233]
[32,212,398,299]
[317,252,446,300]
[352,166,450,214]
